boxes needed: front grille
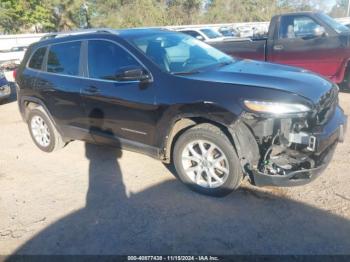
[315,86,338,125]
[318,86,338,109]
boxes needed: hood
[187,59,334,104]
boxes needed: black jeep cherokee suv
[16,28,347,196]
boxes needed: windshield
[129,32,234,74]
[200,28,222,39]
[318,13,350,34]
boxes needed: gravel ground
[0,87,349,255]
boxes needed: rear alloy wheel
[27,108,65,152]
[173,123,242,196]
[31,115,51,148]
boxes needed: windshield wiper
[218,60,234,67]
[172,60,234,76]
[172,70,201,76]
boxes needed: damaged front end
[231,87,347,187]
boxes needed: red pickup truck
[211,12,350,89]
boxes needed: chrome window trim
[26,39,83,76]
[25,38,153,84]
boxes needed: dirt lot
[0,87,350,255]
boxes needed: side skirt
[61,125,161,160]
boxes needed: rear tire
[173,123,242,197]
[27,107,65,152]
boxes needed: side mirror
[313,26,326,37]
[115,66,151,82]
[196,35,205,41]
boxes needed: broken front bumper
[252,106,347,187]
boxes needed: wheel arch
[19,96,64,137]
[20,96,49,119]
[161,114,259,169]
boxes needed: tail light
[13,69,17,80]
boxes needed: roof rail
[40,28,116,40]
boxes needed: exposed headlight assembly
[244,100,310,114]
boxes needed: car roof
[31,28,175,49]
[117,28,171,37]
[41,28,171,40]
[178,28,201,31]
[274,11,320,17]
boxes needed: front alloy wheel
[181,140,230,189]
[173,123,242,196]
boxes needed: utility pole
[348,0,350,17]
[80,2,91,29]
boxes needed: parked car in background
[234,25,254,38]
[0,45,27,63]
[217,26,238,37]
[16,29,346,196]
[0,70,11,101]
[10,46,28,52]
[251,27,269,39]
[210,12,350,90]
[177,28,228,42]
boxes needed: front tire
[27,107,65,152]
[173,123,242,197]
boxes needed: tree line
[0,0,347,33]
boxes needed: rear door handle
[84,86,100,94]
[273,45,284,51]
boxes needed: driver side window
[279,16,322,39]
[88,40,140,81]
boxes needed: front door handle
[84,86,100,94]
[273,44,284,51]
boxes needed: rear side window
[47,41,81,76]
[28,47,46,70]
[88,40,140,81]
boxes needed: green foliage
[0,0,22,33]
[0,0,55,33]
[48,0,85,30]
[90,0,168,28]
[204,0,286,23]
[0,0,345,33]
